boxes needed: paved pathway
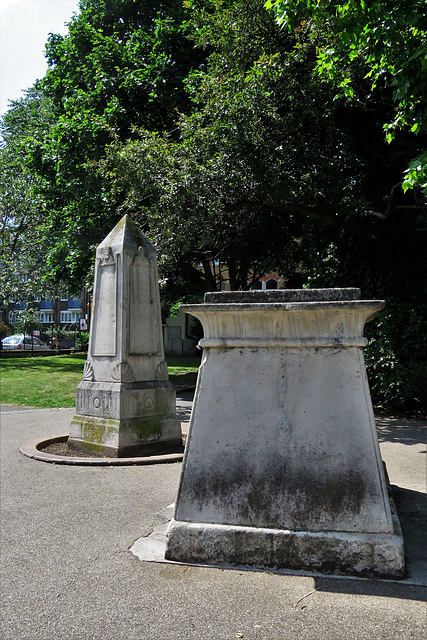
[1,405,425,640]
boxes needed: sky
[0,0,80,118]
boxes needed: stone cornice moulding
[182,301,385,348]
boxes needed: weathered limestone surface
[165,289,404,577]
[69,215,181,457]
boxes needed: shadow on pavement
[310,484,427,600]
[312,575,426,601]
[376,416,427,447]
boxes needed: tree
[103,0,423,287]
[21,0,207,292]
[265,0,427,194]
[0,86,57,306]
[103,2,362,289]
[14,306,42,337]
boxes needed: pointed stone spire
[69,215,182,457]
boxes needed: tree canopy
[0,85,55,305]
[1,0,426,412]
[11,0,206,290]
[265,0,427,194]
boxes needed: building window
[39,312,54,323]
[40,299,55,310]
[60,311,82,324]
[266,278,278,289]
[68,298,82,309]
[9,311,18,324]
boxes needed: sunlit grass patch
[0,353,200,408]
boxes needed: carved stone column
[68,215,181,457]
[165,289,404,578]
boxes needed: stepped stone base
[165,505,405,578]
[68,380,182,457]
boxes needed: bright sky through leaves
[0,0,80,117]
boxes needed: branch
[395,205,426,211]
[225,198,337,226]
[366,183,426,221]
[264,202,337,225]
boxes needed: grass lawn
[0,353,201,409]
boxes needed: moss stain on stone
[82,417,119,445]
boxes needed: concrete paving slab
[0,406,425,640]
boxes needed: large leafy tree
[266,0,427,194]
[103,1,366,289]
[0,86,57,306]
[22,0,206,290]
[104,0,424,287]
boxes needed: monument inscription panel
[91,263,117,357]
[129,252,161,356]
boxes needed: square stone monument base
[164,289,405,578]
[165,502,404,578]
[68,381,182,457]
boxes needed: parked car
[1,334,50,351]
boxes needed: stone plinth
[69,215,181,457]
[165,289,404,577]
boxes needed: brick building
[1,291,89,332]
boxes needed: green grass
[165,355,201,376]
[0,353,201,408]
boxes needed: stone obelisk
[68,215,182,457]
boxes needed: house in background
[161,272,287,355]
[2,293,86,331]
[1,272,286,354]
[249,273,282,290]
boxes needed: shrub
[0,322,11,340]
[76,332,90,351]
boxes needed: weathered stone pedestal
[69,215,181,457]
[165,289,404,577]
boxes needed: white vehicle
[1,334,50,351]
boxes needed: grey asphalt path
[1,405,426,640]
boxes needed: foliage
[1,0,207,299]
[265,0,427,194]
[306,208,427,414]
[29,0,206,291]
[76,331,90,351]
[104,1,424,293]
[0,86,59,305]
[103,1,375,290]
[13,307,42,335]
[0,322,10,340]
